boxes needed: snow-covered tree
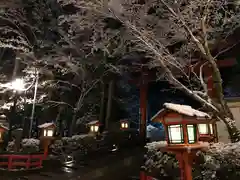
[57,0,240,142]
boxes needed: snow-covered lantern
[87,121,100,134]
[120,119,129,130]
[0,123,8,142]
[38,122,56,158]
[38,122,56,138]
[151,103,211,146]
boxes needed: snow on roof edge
[151,103,210,121]
[38,122,55,128]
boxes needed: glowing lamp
[151,103,212,147]
[198,121,216,142]
[87,121,100,133]
[151,103,211,180]
[38,122,56,138]
[120,119,129,130]
[38,122,55,159]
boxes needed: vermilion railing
[0,154,44,170]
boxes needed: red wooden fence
[0,154,44,170]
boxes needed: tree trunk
[105,80,114,130]
[99,82,107,132]
[56,107,63,136]
[69,112,76,136]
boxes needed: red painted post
[39,155,43,167]
[140,171,147,180]
[183,151,193,180]
[26,155,30,169]
[176,153,185,180]
[140,83,147,143]
[8,155,12,170]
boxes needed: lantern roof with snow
[87,120,100,126]
[0,123,8,130]
[38,122,55,129]
[151,103,211,125]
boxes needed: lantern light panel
[90,125,99,133]
[198,124,209,134]
[43,129,54,137]
[121,122,128,129]
[167,124,184,144]
[167,124,198,144]
[209,124,213,134]
[187,124,197,144]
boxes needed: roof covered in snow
[151,103,210,121]
[87,120,99,125]
[0,123,8,130]
[38,122,55,129]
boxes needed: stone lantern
[151,103,210,180]
[38,122,56,158]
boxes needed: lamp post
[151,103,210,180]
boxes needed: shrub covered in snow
[21,138,40,153]
[144,142,240,180]
[50,134,95,154]
[6,138,40,153]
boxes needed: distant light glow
[10,78,25,92]
[1,78,25,92]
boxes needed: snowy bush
[21,138,40,153]
[50,134,95,154]
[6,141,15,152]
[144,142,240,180]
[6,138,40,153]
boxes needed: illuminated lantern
[120,119,129,130]
[151,103,212,146]
[151,103,211,180]
[38,122,55,138]
[198,120,217,142]
[38,122,56,158]
[0,123,8,142]
[87,121,100,133]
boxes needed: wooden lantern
[87,121,100,134]
[0,124,8,143]
[38,122,56,139]
[120,119,129,130]
[38,122,56,158]
[151,103,211,149]
[151,103,210,180]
